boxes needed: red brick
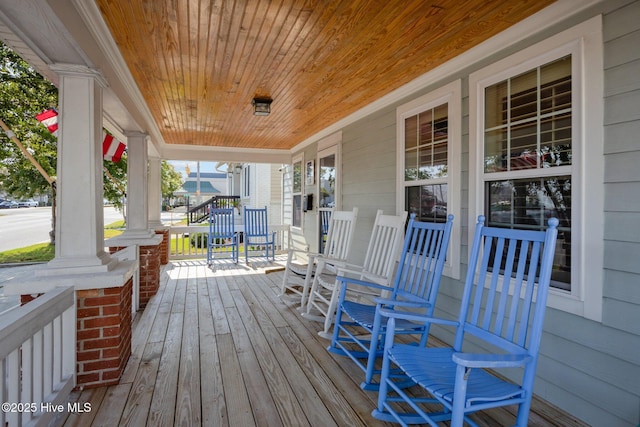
[77,307,100,318]
[103,287,123,296]
[77,350,101,362]
[77,329,101,341]
[77,289,100,298]
[76,372,100,384]
[82,358,121,372]
[83,315,120,329]
[82,337,121,351]
[102,305,121,316]
[84,295,121,307]
[102,326,121,337]
[102,347,122,359]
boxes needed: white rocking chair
[279,207,359,308]
[302,210,408,338]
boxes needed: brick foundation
[155,228,170,265]
[109,243,161,308]
[76,277,133,388]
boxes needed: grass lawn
[0,222,125,264]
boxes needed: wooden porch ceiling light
[252,97,272,116]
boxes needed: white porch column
[44,64,115,273]
[122,131,154,238]
[148,155,163,228]
[106,132,162,306]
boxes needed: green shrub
[190,232,208,248]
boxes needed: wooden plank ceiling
[96,0,554,151]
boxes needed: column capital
[124,130,149,141]
[49,63,108,87]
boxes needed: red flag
[102,132,126,162]
[36,109,126,162]
[35,109,58,136]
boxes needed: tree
[102,158,183,220]
[103,154,127,214]
[0,41,182,229]
[161,160,183,201]
[0,42,57,200]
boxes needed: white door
[317,145,338,252]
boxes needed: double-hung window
[469,17,603,320]
[397,80,461,278]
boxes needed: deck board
[58,258,590,427]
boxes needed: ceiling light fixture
[252,97,272,116]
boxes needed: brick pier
[76,278,133,388]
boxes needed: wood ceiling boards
[95,0,555,151]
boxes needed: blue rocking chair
[373,216,559,427]
[328,214,454,390]
[243,206,276,263]
[207,207,239,265]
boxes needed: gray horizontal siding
[604,269,640,305]
[605,120,640,154]
[291,1,640,425]
[604,89,640,124]
[579,5,640,423]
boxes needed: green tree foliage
[103,154,127,212]
[161,160,183,199]
[0,42,57,199]
[0,41,183,222]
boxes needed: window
[484,56,573,290]
[469,17,603,321]
[397,80,461,278]
[242,165,251,198]
[292,156,303,228]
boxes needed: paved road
[0,206,186,314]
[0,206,125,252]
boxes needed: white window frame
[291,154,304,230]
[469,17,604,322]
[397,79,462,279]
[241,165,251,198]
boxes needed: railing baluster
[167,224,290,260]
[33,329,44,405]
[22,337,33,424]
[43,320,53,399]
[7,349,19,426]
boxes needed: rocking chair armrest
[316,256,349,269]
[334,266,364,279]
[373,298,429,309]
[452,353,532,369]
[286,247,310,256]
[286,248,324,263]
[378,307,459,327]
[335,263,364,275]
[336,276,394,293]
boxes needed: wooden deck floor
[57,258,589,427]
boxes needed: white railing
[0,286,76,427]
[168,224,290,260]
